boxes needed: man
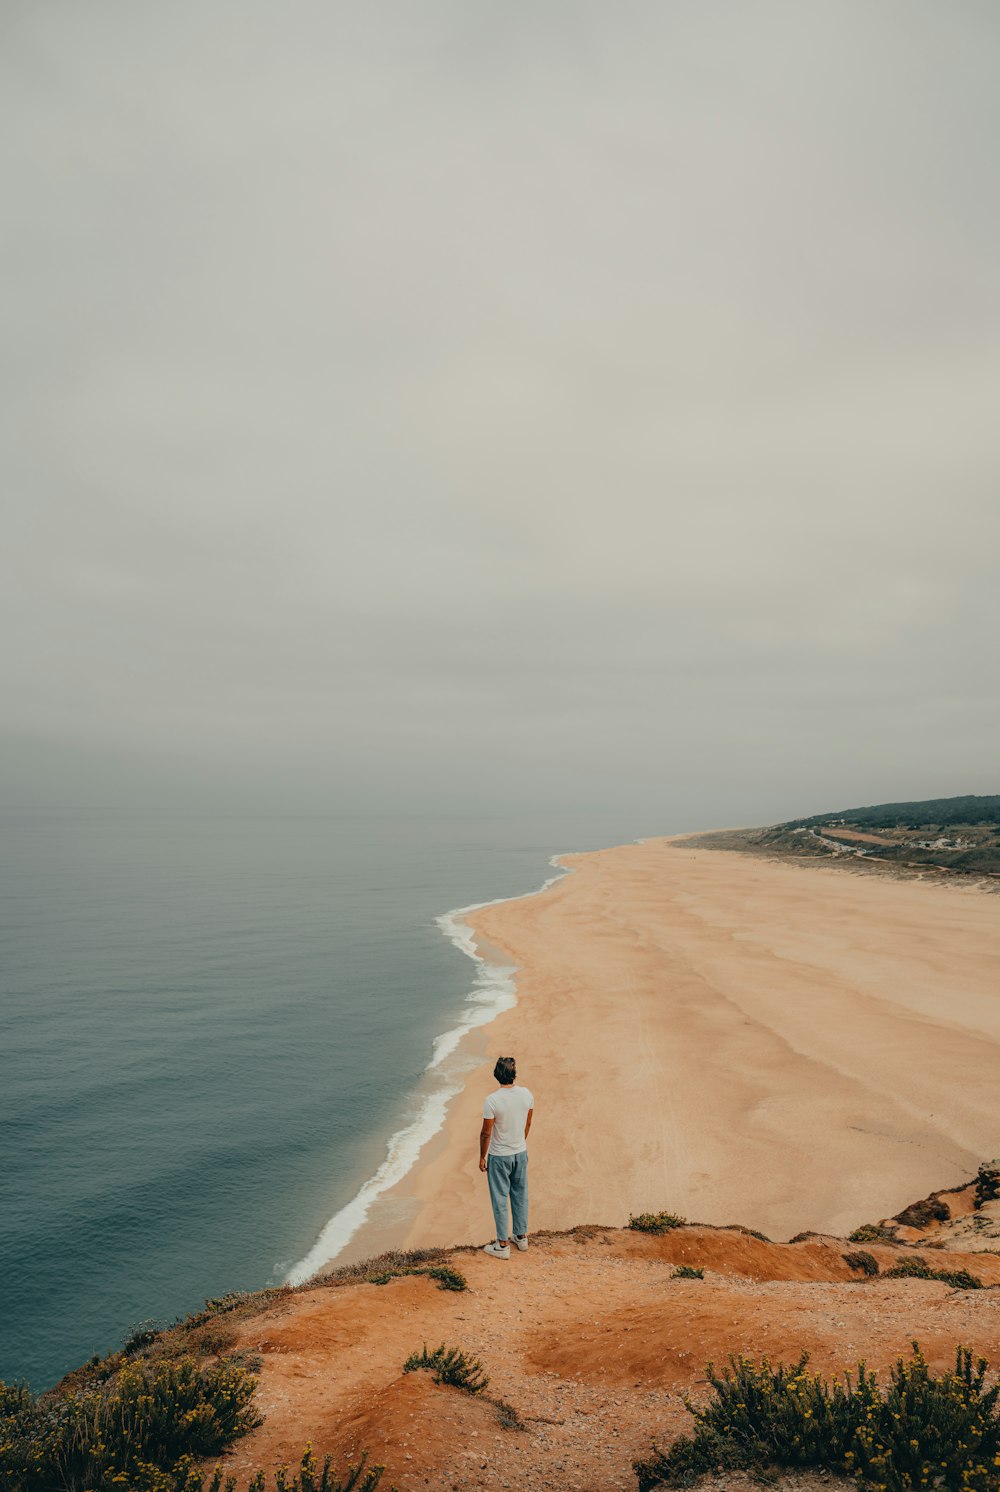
[479,1055,533,1259]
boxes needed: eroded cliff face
[196,1174,1000,1492]
[847,1159,1000,1254]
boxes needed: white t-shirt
[483,1084,534,1156]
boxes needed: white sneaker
[483,1241,510,1259]
[513,1236,528,1251]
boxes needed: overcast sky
[2,1,998,826]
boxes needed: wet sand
[336,835,1000,1261]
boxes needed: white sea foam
[283,856,570,1285]
[284,1084,456,1285]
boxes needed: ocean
[0,807,658,1389]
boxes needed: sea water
[0,807,658,1388]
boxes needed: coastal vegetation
[0,1283,398,1492]
[883,1256,982,1290]
[843,1249,880,1276]
[849,1224,900,1244]
[688,793,1000,878]
[793,796,1000,831]
[893,1198,951,1230]
[315,1247,450,1287]
[402,1343,489,1394]
[0,1355,261,1490]
[369,1264,467,1291]
[400,1343,531,1438]
[0,1357,387,1491]
[628,1211,686,1233]
[634,1345,1000,1491]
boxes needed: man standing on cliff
[480,1055,533,1259]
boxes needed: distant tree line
[784,794,1000,831]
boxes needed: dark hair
[493,1056,516,1086]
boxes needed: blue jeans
[487,1150,528,1241]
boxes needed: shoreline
[284,857,572,1285]
[296,830,1000,1282]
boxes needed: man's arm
[525,1107,533,1140]
[479,1118,494,1171]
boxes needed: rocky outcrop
[975,1157,1000,1208]
[851,1165,1000,1256]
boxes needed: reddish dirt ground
[218,1221,1000,1492]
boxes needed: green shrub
[634,1344,1000,1491]
[423,1265,467,1292]
[628,1212,686,1234]
[671,1265,704,1280]
[848,1223,897,1244]
[885,1255,982,1290]
[843,1250,879,1276]
[367,1262,467,1291]
[1,1371,384,1492]
[894,1198,950,1229]
[403,1344,488,1395]
[0,1356,261,1491]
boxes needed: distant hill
[787,795,1000,831]
[763,794,1000,877]
[685,795,1000,879]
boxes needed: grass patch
[634,1344,1000,1491]
[403,1344,489,1395]
[628,1212,686,1234]
[885,1255,982,1290]
[422,1264,467,1291]
[843,1250,879,1277]
[184,1289,289,1332]
[671,1265,704,1280]
[367,1263,467,1292]
[316,1247,445,1285]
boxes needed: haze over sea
[0,805,660,1389]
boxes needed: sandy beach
[334,835,1000,1265]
